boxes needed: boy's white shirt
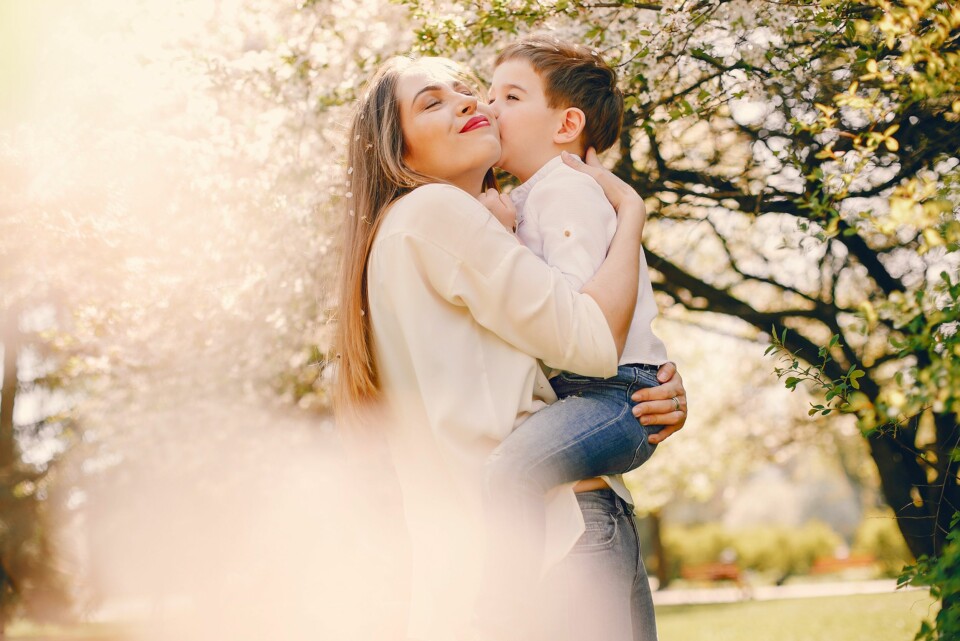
[509,154,671,543]
[510,154,670,368]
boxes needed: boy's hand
[478,188,517,232]
[561,149,644,215]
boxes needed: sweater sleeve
[376,183,617,377]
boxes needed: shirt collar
[509,154,575,218]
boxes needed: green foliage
[781,0,960,437]
[874,271,960,431]
[663,522,730,569]
[898,512,960,641]
[765,328,865,419]
[663,521,845,578]
[399,0,585,54]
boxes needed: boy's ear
[553,107,586,145]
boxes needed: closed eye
[453,81,475,97]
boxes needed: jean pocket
[571,507,619,552]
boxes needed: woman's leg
[477,390,644,639]
[627,505,658,641]
[477,369,659,639]
[536,490,658,641]
[477,365,666,639]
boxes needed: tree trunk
[933,411,960,556]
[0,559,8,641]
[867,424,938,560]
[0,310,20,629]
[0,312,18,470]
[648,510,670,589]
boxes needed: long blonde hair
[332,56,496,424]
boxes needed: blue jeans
[538,490,658,641]
[477,365,662,640]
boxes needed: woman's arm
[560,151,645,356]
[632,362,688,444]
[375,184,619,378]
[560,152,688,445]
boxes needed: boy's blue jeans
[478,364,663,640]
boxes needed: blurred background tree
[1,0,417,630]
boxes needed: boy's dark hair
[495,36,624,153]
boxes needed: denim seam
[625,504,645,591]
[627,438,649,471]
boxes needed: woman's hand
[632,362,687,444]
[478,188,517,233]
[561,149,645,215]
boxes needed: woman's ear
[554,107,586,145]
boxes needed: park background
[0,0,957,639]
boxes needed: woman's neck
[447,170,488,198]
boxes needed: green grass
[656,590,938,641]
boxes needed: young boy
[475,36,669,640]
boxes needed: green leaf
[849,369,865,389]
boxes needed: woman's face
[396,60,501,196]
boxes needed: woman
[333,56,687,641]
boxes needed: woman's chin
[482,141,502,171]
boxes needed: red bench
[810,554,876,574]
[680,562,743,583]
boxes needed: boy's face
[489,59,566,183]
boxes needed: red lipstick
[460,115,490,133]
